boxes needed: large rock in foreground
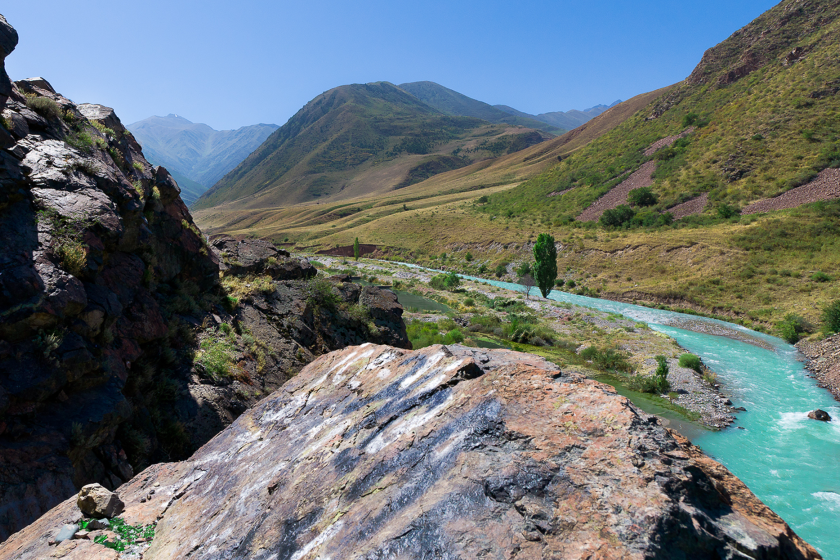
[2,344,820,559]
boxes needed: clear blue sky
[4,0,778,130]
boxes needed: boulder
[210,234,315,280]
[16,76,55,94]
[807,409,831,422]
[1,345,820,559]
[76,484,124,518]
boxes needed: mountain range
[127,115,278,205]
[194,82,555,210]
[494,100,622,131]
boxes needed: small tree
[521,273,536,300]
[822,300,840,334]
[628,187,657,207]
[532,233,558,298]
[654,355,670,393]
[353,237,360,261]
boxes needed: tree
[823,300,840,334]
[600,205,635,228]
[628,187,657,207]
[532,233,557,298]
[521,273,536,300]
[353,237,360,261]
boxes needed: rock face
[797,333,840,403]
[2,344,820,559]
[0,15,409,540]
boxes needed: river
[392,263,840,557]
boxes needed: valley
[3,0,840,558]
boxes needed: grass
[197,335,235,379]
[25,95,61,120]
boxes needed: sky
[3,0,779,131]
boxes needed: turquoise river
[396,263,840,557]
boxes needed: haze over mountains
[494,100,622,131]
[127,115,278,205]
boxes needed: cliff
[1,344,819,559]
[0,15,408,541]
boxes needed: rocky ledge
[797,333,840,402]
[2,344,820,559]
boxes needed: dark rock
[0,345,821,559]
[15,77,55,94]
[210,235,315,280]
[807,409,831,422]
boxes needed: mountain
[194,81,552,210]
[495,100,622,131]
[398,81,566,135]
[126,114,278,202]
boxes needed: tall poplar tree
[532,233,557,298]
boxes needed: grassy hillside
[398,81,565,134]
[194,82,552,211]
[483,0,840,223]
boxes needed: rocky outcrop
[0,15,410,541]
[807,409,831,422]
[797,333,840,402]
[2,344,820,559]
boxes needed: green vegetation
[628,186,658,207]
[777,313,811,343]
[93,517,155,552]
[630,356,670,394]
[197,333,235,379]
[429,272,460,291]
[37,209,91,276]
[580,346,634,374]
[533,233,558,298]
[407,318,465,348]
[353,237,360,261]
[679,353,702,373]
[822,300,840,334]
[65,131,94,153]
[25,95,61,120]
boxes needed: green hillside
[482,0,840,223]
[194,82,552,210]
[399,81,565,135]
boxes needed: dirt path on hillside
[644,127,695,156]
[577,161,657,222]
[668,192,709,220]
[742,168,840,215]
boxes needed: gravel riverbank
[796,333,840,402]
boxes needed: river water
[396,263,840,557]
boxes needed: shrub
[600,205,635,227]
[628,186,658,207]
[478,264,488,274]
[717,204,739,219]
[66,132,94,153]
[132,162,144,171]
[494,263,507,278]
[580,346,633,373]
[682,113,699,127]
[566,279,576,288]
[555,278,565,287]
[777,314,811,343]
[465,252,473,261]
[197,336,234,379]
[678,353,702,373]
[477,195,489,204]
[26,96,61,120]
[822,300,840,334]
[811,271,832,283]
[516,262,532,277]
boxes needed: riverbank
[797,333,840,402]
[312,255,737,429]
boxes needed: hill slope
[194,82,552,210]
[398,81,565,134]
[483,0,840,224]
[127,115,278,201]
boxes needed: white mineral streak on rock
[365,394,454,454]
[399,352,444,390]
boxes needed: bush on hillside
[678,353,702,373]
[26,96,61,120]
[777,313,812,343]
[429,272,460,291]
[628,186,658,207]
[600,205,636,228]
[822,300,840,334]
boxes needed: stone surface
[807,409,831,422]
[210,234,316,280]
[797,334,840,403]
[0,344,821,559]
[76,484,124,518]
